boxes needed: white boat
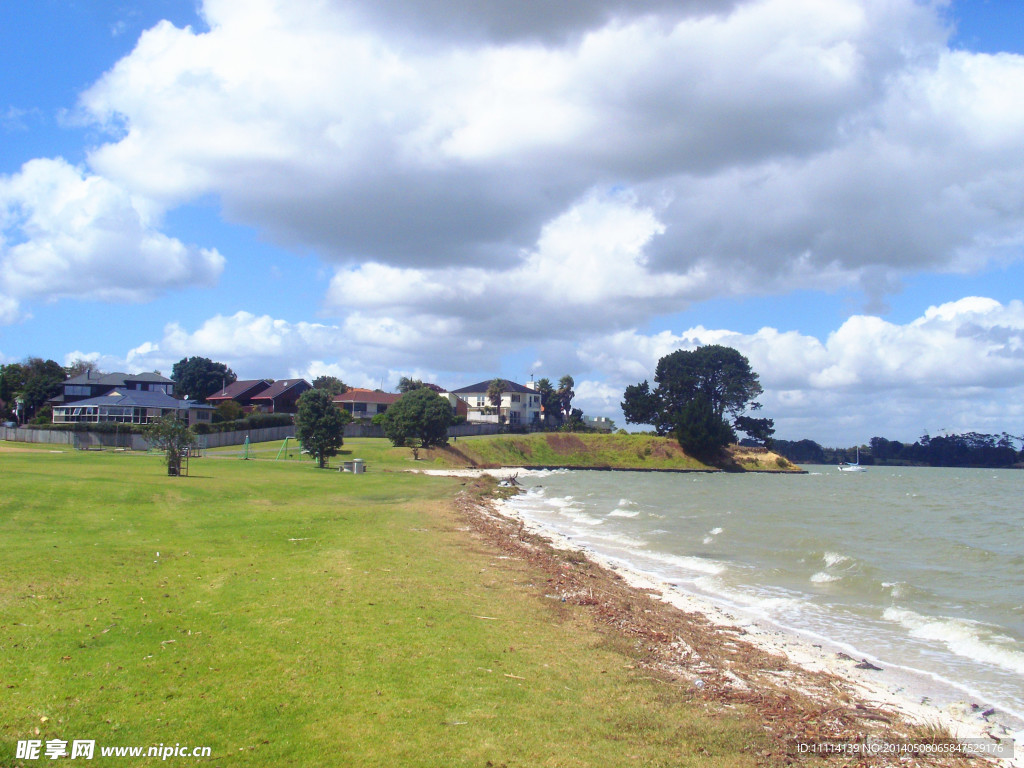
[838,447,866,472]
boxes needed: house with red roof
[333,388,401,421]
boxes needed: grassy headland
[424,433,801,473]
[0,446,766,767]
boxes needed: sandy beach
[419,467,1023,766]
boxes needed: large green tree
[295,389,350,469]
[381,388,453,448]
[172,357,236,401]
[5,358,66,420]
[312,375,348,396]
[622,345,769,453]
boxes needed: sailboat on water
[838,447,866,472]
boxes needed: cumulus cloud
[117,310,495,385]
[69,0,1024,341]
[0,158,224,305]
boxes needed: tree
[172,357,236,401]
[733,415,775,447]
[144,414,197,476]
[623,346,765,455]
[295,389,350,469]
[215,400,245,423]
[556,375,575,423]
[486,379,507,419]
[533,377,556,423]
[381,388,453,448]
[398,377,444,394]
[312,375,348,396]
[14,358,66,419]
[64,358,97,378]
[675,394,735,460]
[561,407,585,432]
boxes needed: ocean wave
[811,571,840,583]
[588,531,648,549]
[641,550,726,576]
[608,508,640,518]
[823,551,851,568]
[709,527,723,536]
[882,607,1024,676]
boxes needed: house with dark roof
[51,388,214,427]
[332,388,401,420]
[48,371,175,407]
[444,379,541,426]
[205,379,272,409]
[249,379,311,414]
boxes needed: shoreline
[429,467,1022,766]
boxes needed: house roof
[449,379,535,395]
[65,370,172,387]
[251,379,311,401]
[52,388,211,410]
[333,389,401,405]
[206,379,272,401]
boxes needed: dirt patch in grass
[544,434,588,454]
[455,479,977,767]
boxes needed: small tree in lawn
[144,414,197,476]
[381,388,453,449]
[295,388,350,469]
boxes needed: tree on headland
[295,388,351,469]
[622,345,769,457]
[172,357,236,401]
[381,388,453,449]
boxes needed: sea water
[503,466,1024,726]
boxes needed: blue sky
[3,0,1024,446]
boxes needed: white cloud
[576,297,1024,444]
[0,158,224,304]
[63,0,1024,345]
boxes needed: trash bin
[352,459,365,474]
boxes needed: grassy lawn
[0,446,765,767]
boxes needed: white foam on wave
[708,527,723,536]
[883,607,1024,676]
[823,551,851,568]
[617,498,636,508]
[565,512,604,526]
[811,571,840,583]
[641,550,726,576]
[588,531,648,549]
[702,536,713,545]
[608,508,640,518]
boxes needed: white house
[445,379,542,426]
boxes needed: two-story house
[445,380,541,426]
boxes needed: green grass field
[0,444,765,767]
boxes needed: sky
[3,0,1024,446]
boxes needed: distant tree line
[774,432,1024,469]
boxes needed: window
[476,396,486,407]
[65,385,91,396]
[509,411,521,424]
[510,394,520,403]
